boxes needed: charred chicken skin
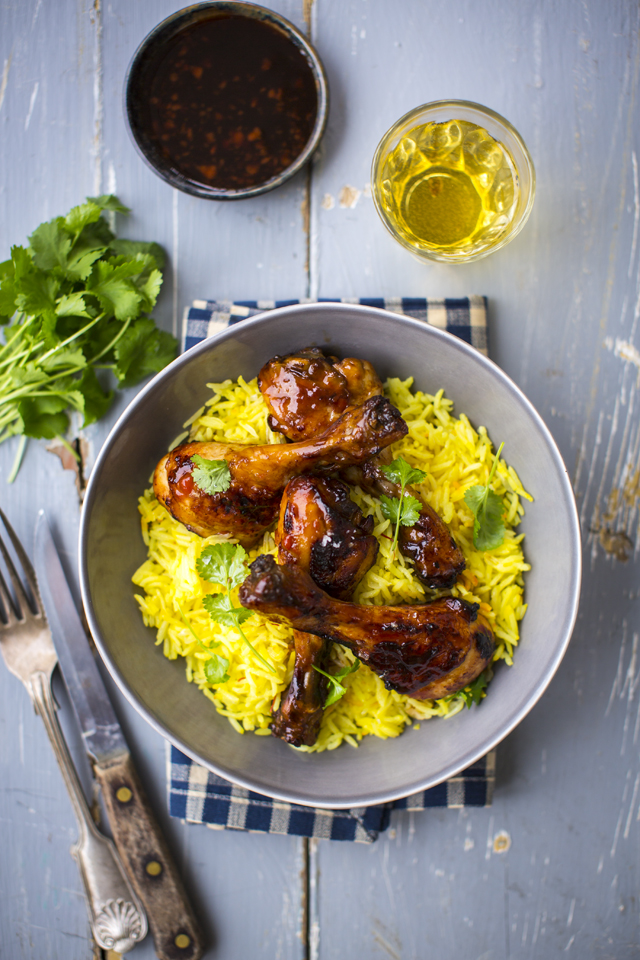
[153,395,408,547]
[258,346,383,441]
[341,458,466,589]
[271,476,379,746]
[276,476,378,599]
[239,555,495,700]
[259,346,466,588]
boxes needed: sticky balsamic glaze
[137,14,318,190]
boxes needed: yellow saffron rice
[132,375,532,752]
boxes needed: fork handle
[29,670,148,954]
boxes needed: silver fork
[0,508,147,955]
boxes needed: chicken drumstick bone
[239,555,495,701]
[271,476,379,746]
[153,395,407,546]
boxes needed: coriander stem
[487,441,505,486]
[0,345,33,374]
[88,316,131,364]
[391,478,406,557]
[235,621,276,674]
[176,602,217,654]
[7,435,27,483]
[54,435,80,462]
[37,312,105,365]
[0,313,30,360]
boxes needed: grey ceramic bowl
[79,303,581,809]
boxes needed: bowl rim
[79,302,582,808]
[123,0,329,200]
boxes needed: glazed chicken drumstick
[271,476,379,746]
[154,395,407,546]
[259,346,383,441]
[239,555,495,700]
[258,347,465,588]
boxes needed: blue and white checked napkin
[170,295,493,843]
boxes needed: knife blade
[34,512,204,960]
[34,514,127,764]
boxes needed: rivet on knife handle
[94,752,204,960]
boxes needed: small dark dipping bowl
[125,2,329,199]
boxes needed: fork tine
[0,566,18,625]
[0,507,42,620]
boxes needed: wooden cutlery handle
[94,752,204,960]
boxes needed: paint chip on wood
[321,193,335,210]
[339,185,361,209]
[604,337,640,371]
[493,830,511,854]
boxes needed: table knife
[34,512,204,960]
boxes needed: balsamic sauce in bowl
[125,3,328,199]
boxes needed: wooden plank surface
[1,0,639,957]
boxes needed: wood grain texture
[94,752,204,960]
[1,0,640,957]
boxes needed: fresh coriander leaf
[113,318,178,387]
[460,670,490,708]
[0,258,13,280]
[463,442,506,551]
[379,456,426,561]
[379,456,427,488]
[15,270,60,316]
[76,366,113,426]
[0,197,173,480]
[10,366,48,389]
[87,194,130,214]
[28,218,72,271]
[380,493,401,525]
[313,661,360,707]
[191,454,231,496]
[0,269,18,321]
[65,246,106,282]
[88,260,143,320]
[197,542,244,586]
[11,245,34,281]
[136,267,163,313]
[203,592,253,628]
[199,543,275,674]
[397,493,422,527]
[203,591,237,628]
[380,492,422,537]
[17,394,69,439]
[203,590,271,675]
[110,239,166,271]
[64,201,103,236]
[41,348,86,373]
[74,216,114,252]
[226,544,250,590]
[55,292,92,318]
[205,654,230,685]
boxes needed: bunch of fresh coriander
[0,194,177,480]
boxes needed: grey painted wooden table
[1,1,639,957]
